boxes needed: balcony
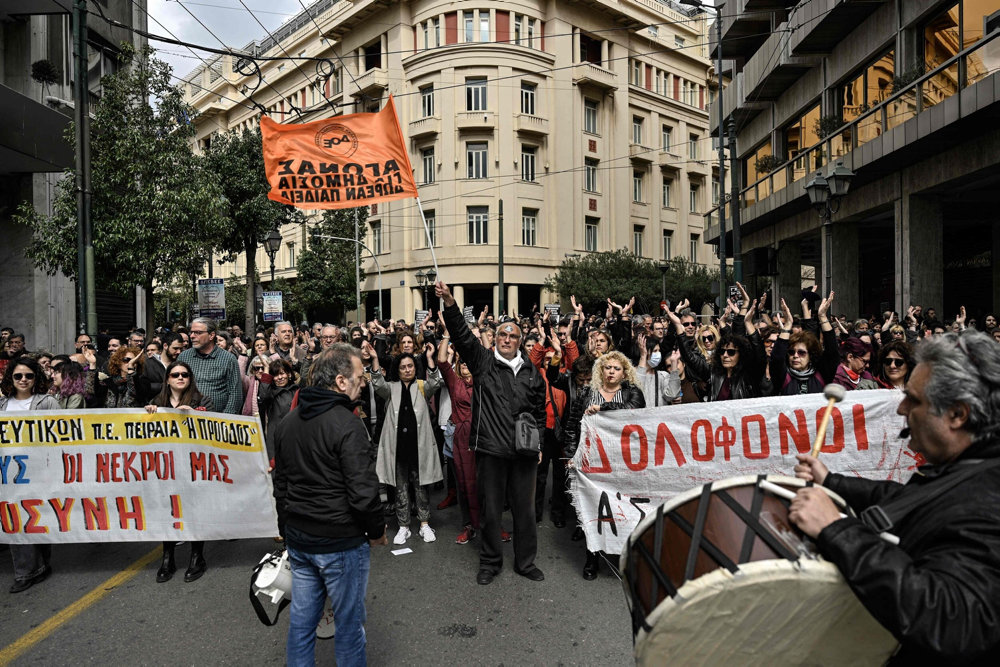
[742,28,818,102]
[790,0,888,56]
[572,62,618,92]
[409,116,440,139]
[515,114,549,136]
[630,143,655,163]
[350,68,388,97]
[658,150,682,170]
[456,111,497,132]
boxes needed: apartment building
[709,0,1000,320]
[183,0,720,321]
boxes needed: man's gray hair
[191,317,217,334]
[275,321,293,330]
[309,343,360,389]
[915,330,1000,440]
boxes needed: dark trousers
[477,453,537,573]
[535,428,567,521]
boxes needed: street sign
[197,278,225,321]
[543,303,560,324]
[462,305,475,323]
[262,291,283,322]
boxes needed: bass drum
[621,475,898,666]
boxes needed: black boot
[184,542,206,582]
[156,543,177,583]
[582,551,599,580]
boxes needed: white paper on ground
[391,548,413,556]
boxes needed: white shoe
[393,527,411,545]
[419,524,436,543]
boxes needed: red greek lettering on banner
[655,423,687,467]
[741,414,770,460]
[853,403,869,451]
[621,424,648,472]
[691,419,715,462]
[778,409,810,455]
[815,406,845,453]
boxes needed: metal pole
[270,258,276,287]
[354,208,361,320]
[728,118,742,283]
[497,199,505,315]
[715,11,727,305]
[73,0,95,335]
[824,215,833,295]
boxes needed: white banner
[0,408,278,544]
[569,390,919,556]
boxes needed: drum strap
[684,484,715,581]
[666,509,739,575]
[738,475,768,563]
[716,490,799,562]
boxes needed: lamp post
[415,269,426,310]
[680,0,727,302]
[805,160,855,295]
[264,227,283,287]
[415,268,437,311]
[658,259,669,302]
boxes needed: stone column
[830,222,859,317]
[507,284,519,318]
[775,241,802,309]
[452,285,465,309]
[897,194,943,315]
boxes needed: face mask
[648,352,662,367]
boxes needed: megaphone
[253,550,292,604]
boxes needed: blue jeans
[286,542,371,667]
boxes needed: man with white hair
[437,280,546,585]
[792,330,1000,664]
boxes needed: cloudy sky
[147,0,307,80]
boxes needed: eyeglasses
[682,321,697,328]
[321,335,336,340]
[169,372,191,379]
[12,373,35,381]
[720,348,738,357]
[189,330,209,336]
[251,366,264,371]
[883,358,906,368]
[701,335,715,343]
[789,349,810,357]
[124,357,135,363]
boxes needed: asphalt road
[0,487,636,666]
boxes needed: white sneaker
[419,524,436,543]
[393,527,411,545]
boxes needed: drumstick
[811,385,846,458]
[757,479,901,545]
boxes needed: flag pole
[415,197,442,309]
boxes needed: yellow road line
[0,546,162,666]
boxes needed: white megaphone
[253,550,292,604]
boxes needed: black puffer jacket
[678,332,765,401]
[818,437,1000,665]
[272,387,384,541]
[562,382,645,459]
[258,378,298,458]
[443,303,546,459]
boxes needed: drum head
[634,560,897,666]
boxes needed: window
[466,77,487,111]
[632,170,644,203]
[480,13,489,42]
[287,242,296,267]
[526,18,535,47]
[662,230,673,259]
[514,15,522,44]
[584,99,599,134]
[689,134,699,159]
[689,184,699,213]
[433,18,441,47]
[520,82,536,115]
[661,125,673,151]
[420,85,434,117]
[468,206,489,244]
[423,22,430,49]
[464,11,474,42]
[371,221,382,254]
[662,179,672,207]
[585,217,599,252]
[675,35,686,48]
[424,210,436,246]
[648,25,659,38]
[421,147,435,185]
[584,158,599,192]
[785,103,820,160]
[632,116,644,144]
[580,33,602,64]
[630,59,643,86]
[689,234,699,263]
[467,142,488,179]
[633,225,644,256]
[522,208,538,246]
[363,41,381,71]
[712,179,720,206]
[521,145,537,182]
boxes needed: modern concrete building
[708,0,1000,322]
[183,0,722,321]
[0,1,147,349]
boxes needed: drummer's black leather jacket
[818,437,1000,665]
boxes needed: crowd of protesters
[1,287,996,597]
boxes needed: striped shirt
[592,386,624,407]
[178,345,242,414]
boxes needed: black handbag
[514,412,541,457]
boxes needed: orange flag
[260,95,418,210]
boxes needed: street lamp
[805,160,854,295]
[680,0,729,291]
[658,259,669,303]
[415,268,436,310]
[264,227,283,287]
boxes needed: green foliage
[202,125,303,333]
[14,44,226,332]
[295,207,368,322]
[754,154,784,174]
[31,59,60,86]
[814,114,844,139]
[544,249,724,314]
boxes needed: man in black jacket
[791,330,1000,665]
[273,344,387,666]
[437,281,547,585]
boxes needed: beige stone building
[183,0,720,321]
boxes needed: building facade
[183,0,721,321]
[709,0,1000,321]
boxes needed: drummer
[790,330,1000,664]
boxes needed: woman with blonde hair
[563,350,645,580]
[695,324,720,361]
